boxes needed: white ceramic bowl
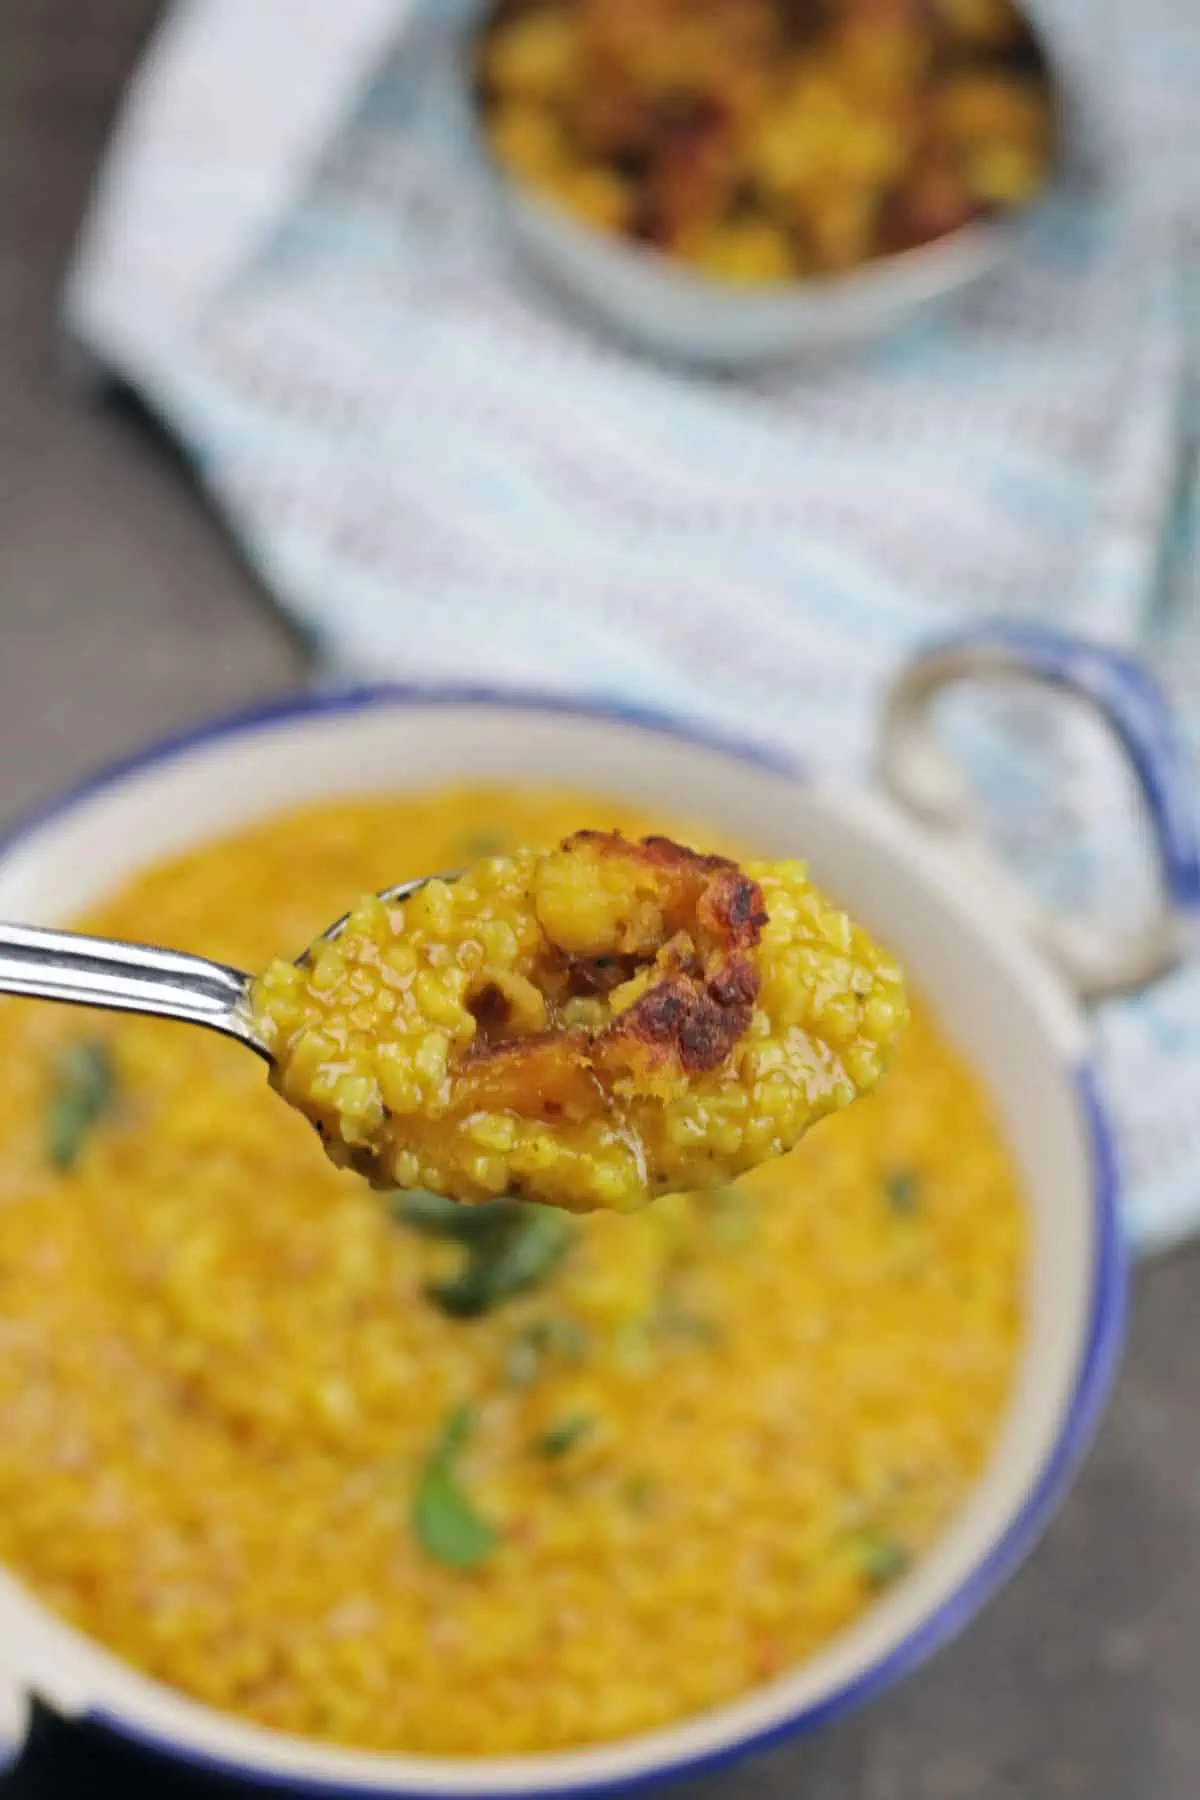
[0,621,1193,1795]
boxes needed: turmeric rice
[253,831,908,1211]
[0,785,1024,1756]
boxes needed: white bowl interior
[0,698,1103,1794]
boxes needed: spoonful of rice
[0,832,907,1211]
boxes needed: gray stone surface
[0,7,1197,1798]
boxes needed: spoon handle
[0,923,263,1052]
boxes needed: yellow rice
[253,833,907,1210]
[0,785,1023,1755]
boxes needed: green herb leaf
[393,1193,575,1315]
[858,1531,911,1590]
[391,1190,501,1243]
[426,1203,574,1319]
[534,1415,594,1459]
[411,1406,498,1571]
[885,1171,920,1216]
[613,1280,721,1366]
[477,1206,573,1298]
[412,1463,496,1570]
[504,1316,590,1388]
[437,1402,474,1462]
[532,1316,590,1361]
[46,1042,117,1172]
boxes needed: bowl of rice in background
[0,620,1190,1795]
[468,0,1068,364]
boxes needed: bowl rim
[0,684,1127,1797]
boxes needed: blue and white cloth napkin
[65,0,1200,1251]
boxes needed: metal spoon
[0,874,454,1059]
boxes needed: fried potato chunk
[253,831,908,1211]
[477,0,1056,282]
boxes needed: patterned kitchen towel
[64,0,1200,1251]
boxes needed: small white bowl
[465,1,1068,367]
[0,621,1193,1794]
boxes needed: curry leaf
[885,1171,920,1216]
[411,1406,497,1571]
[473,1207,572,1298]
[438,1403,474,1463]
[534,1415,594,1459]
[503,1316,590,1389]
[392,1192,576,1316]
[412,1467,496,1570]
[46,1042,117,1172]
[538,1317,590,1361]
[391,1190,499,1243]
[858,1531,911,1590]
[425,1203,574,1319]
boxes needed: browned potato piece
[254,831,909,1211]
[477,0,1056,282]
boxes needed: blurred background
[3,3,1200,1797]
[1,5,305,826]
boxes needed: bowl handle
[877,622,1200,1001]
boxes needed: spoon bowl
[305,871,460,961]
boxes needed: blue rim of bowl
[0,685,1127,1797]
